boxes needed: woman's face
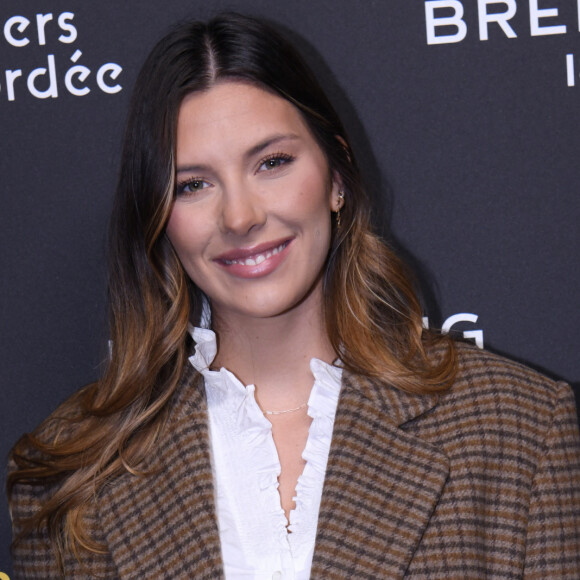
[166,81,341,324]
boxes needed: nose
[219,181,266,236]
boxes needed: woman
[8,13,580,579]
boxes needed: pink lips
[213,238,293,279]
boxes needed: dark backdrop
[1,1,578,573]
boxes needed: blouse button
[272,572,282,580]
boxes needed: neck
[211,288,335,410]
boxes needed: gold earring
[336,191,345,228]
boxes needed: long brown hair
[8,13,456,567]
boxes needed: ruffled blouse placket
[189,326,342,580]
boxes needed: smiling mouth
[220,241,291,266]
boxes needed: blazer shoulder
[423,341,579,449]
[448,340,569,403]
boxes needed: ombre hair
[8,13,456,566]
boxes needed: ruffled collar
[188,325,342,420]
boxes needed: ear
[330,171,344,212]
[330,134,349,211]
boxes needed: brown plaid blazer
[10,342,580,578]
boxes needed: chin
[214,293,305,322]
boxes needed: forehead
[175,81,314,159]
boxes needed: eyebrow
[245,133,300,159]
[175,133,300,175]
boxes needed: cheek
[165,207,205,262]
[289,164,333,218]
[301,174,333,236]
[165,211,187,253]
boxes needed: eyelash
[175,177,210,197]
[174,152,295,196]
[257,152,295,172]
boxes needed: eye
[257,153,294,172]
[175,177,211,197]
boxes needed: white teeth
[224,242,287,266]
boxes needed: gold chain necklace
[263,402,308,416]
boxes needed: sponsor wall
[1,0,578,573]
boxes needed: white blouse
[188,326,342,580]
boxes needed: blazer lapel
[311,372,449,579]
[99,366,224,579]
